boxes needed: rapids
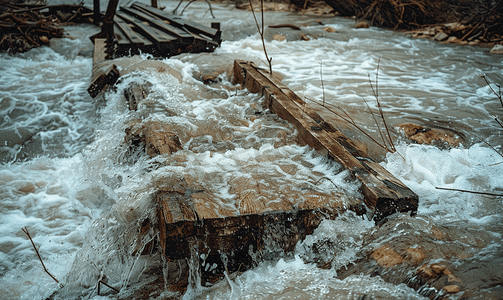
[0,0,502,299]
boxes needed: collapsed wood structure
[86,2,417,293]
[140,61,419,290]
[95,54,418,293]
[87,1,221,98]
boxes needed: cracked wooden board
[232,60,418,222]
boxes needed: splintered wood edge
[233,60,418,221]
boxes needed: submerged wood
[232,60,418,222]
[155,175,352,286]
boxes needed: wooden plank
[92,38,107,65]
[87,38,120,98]
[131,2,221,42]
[120,6,194,45]
[157,190,342,283]
[233,60,418,222]
[114,15,146,45]
[88,63,120,98]
[115,12,177,44]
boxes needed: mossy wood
[232,60,418,222]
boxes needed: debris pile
[0,1,94,53]
[323,0,503,44]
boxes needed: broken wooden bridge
[88,0,221,98]
[114,60,419,292]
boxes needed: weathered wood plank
[115,12,177,44]
[233,60,418,222]
[92,37,107,65]
[114,15,146,45]
[87,38,120,98]
[120,6,194,45]
[131,1,221,42]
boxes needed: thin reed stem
[368,58,396,152]
[305,97,389,150]
[98,279,120,295]
[320,60,325,106]
[249,0,272,74]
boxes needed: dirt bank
[315,0,502,46]
[234,0,502,47]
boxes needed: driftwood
[0,2,94,53]
[323,0,502,43]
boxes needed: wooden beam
[233,60,418,222]
[155,178,349,285]
[93,0,100,25]
[87,39,120,98]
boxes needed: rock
[490,44,503,54]
[371,245,403,267]
[405,247,425,266]
[434,31,449,41]
[396,123,463,147]
[272,34,287,41]
[446,36,458,43]
[323,26,336,32]
[39,36,49,43]
[431,264,447,274]
[443,285,460,293]
[431,226,445,240]
[447,273,463,283]
[418,264,437,278]
[201,72,221,84]
[355,22,369,29]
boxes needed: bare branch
[320,60,325,106]
[481,74,503,108]
[22,227,63,287]
[435,187,503,197]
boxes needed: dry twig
[249,0,273,75]
[21,227,63,287]
[435,187,503,197]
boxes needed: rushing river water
[1,1,502,299]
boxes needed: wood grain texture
[232,60,418,222]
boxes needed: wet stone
[490,44,503,54]
[355,22,369,29]
[443,285,460,293]
[434,31,449,41]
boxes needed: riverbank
[229,0,503,50]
